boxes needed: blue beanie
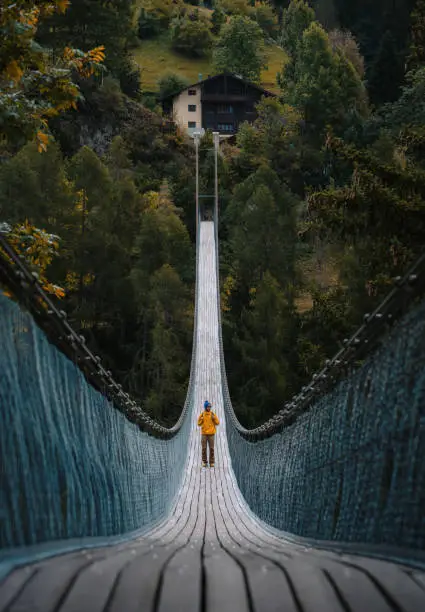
[204,400,211,409]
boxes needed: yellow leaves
[145,191,161,209]
[44,283,66,299]
[19,7,40,28]
[7,222,65,298]
[65,271,78,291]
[56,0,71,14]
[36,131,50,153]
[221,274,237,312]
[2,1,104,153]
[249,286,258,307]
[75,190,88,213]
[63,45,106,78]
[5,61,23,83]
[63,47,76,62]
[88,46,106,65]
[83,273,95,287]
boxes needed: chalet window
[188,121,196,128]
[188,89,197,96]
[218,123,234,132]
[217,104,233,114]
[188,104,197,112]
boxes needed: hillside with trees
[1,0,424,428]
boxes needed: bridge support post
[194,132,201,241]
[213,132,220,240]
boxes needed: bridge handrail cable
[215,225,425,441]
[0,228,200,439]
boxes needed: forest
[1,0,424,427]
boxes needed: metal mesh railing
[216,230,425,550]
[0,231,199,548]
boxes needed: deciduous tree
[213,16,267,82]
[0,1,104,153]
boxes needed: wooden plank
[283,561,347,612]
[345,559,425,612]
[107,439,202,612]
[7,557,96,612]
[155,471,206,612]
[0,567,37,612]
[321,561,394,612]
[410,571,425,591]
[210,464,298,612]
[202,470,251,612]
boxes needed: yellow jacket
[198,410,219,435]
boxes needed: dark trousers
[201,434,215,464]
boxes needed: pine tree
[37,0,132,77]
[314,0,338,30]
[283,22,367,136]
[408,0,425,70]
[368,30,405,106]
[229,272,298,426]
[280,0,315,58]
[144,264,192,424]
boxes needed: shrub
[138,0,176,39]
[211,7,226,34]
[170,14,213,57]
[158,72,190,99]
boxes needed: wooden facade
[163,73,275,136]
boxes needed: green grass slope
[133,37,287,94]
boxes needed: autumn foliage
[0,1,105,152]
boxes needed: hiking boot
[202,462,207,468]
[210,463,215,468]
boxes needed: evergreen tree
[368,30,405,106]
[282,22,368,137]
[329,29,365,78]
[314,0,338,30]
[376,67,425,132]
[254,2,279,39]
[308,133,425,327]
[280,0,315,59]
[408,0,425,70]
[144,264,192,424]
[225,166,297,295]
[230,272,298,426]
[0,141,75,234]
[37,0,133,78]
[213,16,267,82]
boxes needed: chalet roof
[160,72,276,101]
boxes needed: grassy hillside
[133,38,286,93]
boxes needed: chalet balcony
[201,93,249,103]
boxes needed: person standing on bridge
[198,401,219,468]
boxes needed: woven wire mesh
[215,228,425,548]
[0,249,198,549]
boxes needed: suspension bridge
[1,136,425,611]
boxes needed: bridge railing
[0,228,199,549]
[0,231,198,438]
[215,228,425,553]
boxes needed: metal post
[194,132,200,239]
[213,132,219,236]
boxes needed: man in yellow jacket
[198,400,219,467]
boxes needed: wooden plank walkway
[1,221,425,611]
